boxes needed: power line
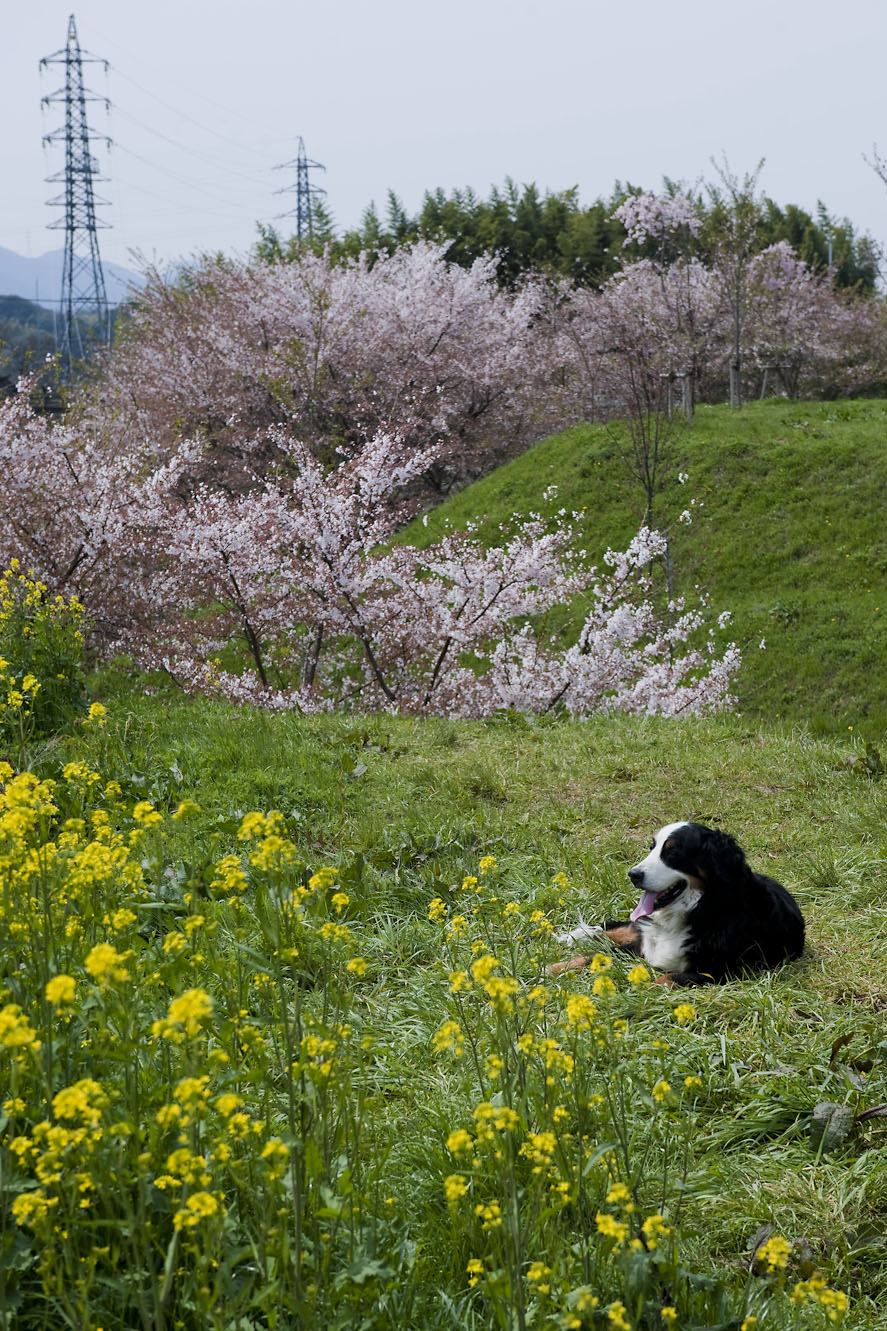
[112,104,274,188]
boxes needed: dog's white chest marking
[638,888,702,972]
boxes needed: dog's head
[627,821,748,921]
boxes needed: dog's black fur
[556,821,805,986]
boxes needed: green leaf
[810,1101,855,1152]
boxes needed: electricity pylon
[274,137,326,240]
[40,14,112,376]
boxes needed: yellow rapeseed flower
[475,1199,502,1229]
[173,1190,223,1230]
[605,1181,633,1209]
[259,1138,289,1179]
[526,1260,552,1292]
[52,1079,107,1126]
[466,1257,484,1286]
[446,1128,473,1156]
[84,943,130,987]
[11,1190,56,1230]
[444,1173,469,1207]
[607,1302,631,1331]
[756,1234,791,1272]
[564,994,597,1030]
[152,987,214,1042]
[45,974,76,1005]
[432,1020,464,1057]
[641,1213,671,1249]
[0,1004,41,1052]
[171,799,201,820]
[595,1212,629,1245]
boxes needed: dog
[553,821,805,985]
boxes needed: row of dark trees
[255,175,879,294]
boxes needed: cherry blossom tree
[744,242,884,398]
[0,383,138,629]
[101,241,574,496]
[0,385,740,719]
[555,192,723,532]
[117,426,740,718]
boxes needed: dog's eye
[664,839,676,850]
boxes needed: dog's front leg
[548,953,592,976]
[554,920,604,947]
[549,921,643,976]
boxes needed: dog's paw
[548,954,591,976]
[555,922,603,947]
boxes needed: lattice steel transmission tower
[40,14,112,375]
[274,137,326,239]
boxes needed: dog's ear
[697,827,749,885]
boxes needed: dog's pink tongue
[630,891,658,922]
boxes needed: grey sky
[5,0,887,273]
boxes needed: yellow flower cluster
[473,1099,519,1146]
[173,1190,224,1231]
[596,1211,630,1245]
[446,1128,473,1156]
[519,1130,557,1173]
[526,1259,551,1292]
[756,1234,791,1272]
[475,1199,503,1230]
[85,942,131,987]
[791,1272,849,1320]
[432,1019,465,1057]
[444,1173,469,1207]
[209,853,248,898]
[564,994,597,1030]
[45,974,76,1005]
[152,988,214,1043]
[0,1004,42,1053]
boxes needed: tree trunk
[729,360,742,409]
[301,622,324,687]
[680,369,694,423]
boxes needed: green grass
[402,399,887,738]
[11,693,882,1327]
[7,386,887,1325]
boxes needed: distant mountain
[0,246,146,306]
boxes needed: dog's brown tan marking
[603,923,642,948]
[548,954,591,976]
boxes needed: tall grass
[2,690,886,1327]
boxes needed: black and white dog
[554,821,805,986]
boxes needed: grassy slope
[80,693,887,1325]
[403,399,887,738]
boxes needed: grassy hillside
[404,400,887,738]
[7,697,887,1327]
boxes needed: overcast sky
[5,0,887,274]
